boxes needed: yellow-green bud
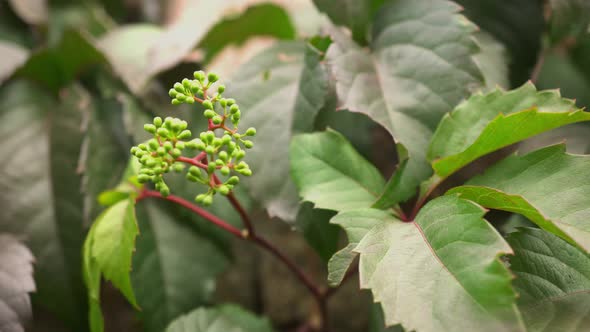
[229,104,239,114]
[218,184,230,195]
[208,72,219,83]
[205,146,215,155]
[243,140,254,149]
[203,100,213,110]
[226,98,235,106]
[174,82,184,92]
[202,195,213,206]
[212,116,222,125]
[217,85,225,93]
[175,141,185,150]
[153,117,163,127]
[157,147,166,156]
[218,151,228,161]
[194,71,205,81]
[182,78,191,89]
[245,127,256,136]
[220,166,230,176]
[185,96,195,104]
[148,139,159,150]
[227,176,239,185]
[163,141,173,151]
[171,148,182,158]
[157,128,170,138]
[178,130,192,140]
[204,110,216,119]
[171,99,182,105]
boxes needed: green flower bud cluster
[168,70,224,106]
[130,116,195,197]
[130,71,257,206]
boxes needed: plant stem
[136,190,243,237]
[136,188,329,331]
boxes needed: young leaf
[83,197,139,332]
[0,234,35,332]
[508,228,590,331]
[429,83,589,178]
[450,144,590,252]
[164,305,275,332]
[229,41,330,221]
[0,81,88,330]
[16,29,106,93]
[290,129,385,212]
[354,195,523,331]
[328,209,392,287]
[133,201,230,332]
[327,0,484,205]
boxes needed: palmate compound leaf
[83,197,139,332]
[352,195,524,332]
[508,228,590,331]
[290,129,385,213]
[449,144,590,252]
[428,82,590,179]
[327,0,485,207]
[229,41,330,221]
[164,304,274,332]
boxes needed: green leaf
[0,81,88,330]
[548,0,590,43]
[290,129,385,212]
[87,198,139,308]
[371,144,409,209]
[295,202,340,263]
[450,144,590,252]
[328,208,391,287]
[508,228,590,331]
[354,195,523,331]
[455,0,544,85]
[132,200,230,332]
[312,0,386,44]
[229,41,329,221]
[197,3,296,63]
[0,234,35,332]
[429,83,589,178]
[83,197,139,332]
[15,29,106,93]
[164,305,275,332]
[327,0,484,205]
[0,41,28,84]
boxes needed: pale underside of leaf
[328,208,391,286]
[355,195,523,332]
[0,235,35,332]
[164,305,274,332]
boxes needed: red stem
[177,156,207,169]
[136,190,243,238]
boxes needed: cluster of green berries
[130,71,256,206]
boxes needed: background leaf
[508,228,590,331]
[0,234,35,332]
[326,0,484,206]
[132,200,231,332]
[295,202,340,264]
[229,41,329,221]
[0,81,88,330]
[311,0,386,44]
[164,304,275,332]
[0,41,28,85]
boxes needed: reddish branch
[135,187,332,330]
